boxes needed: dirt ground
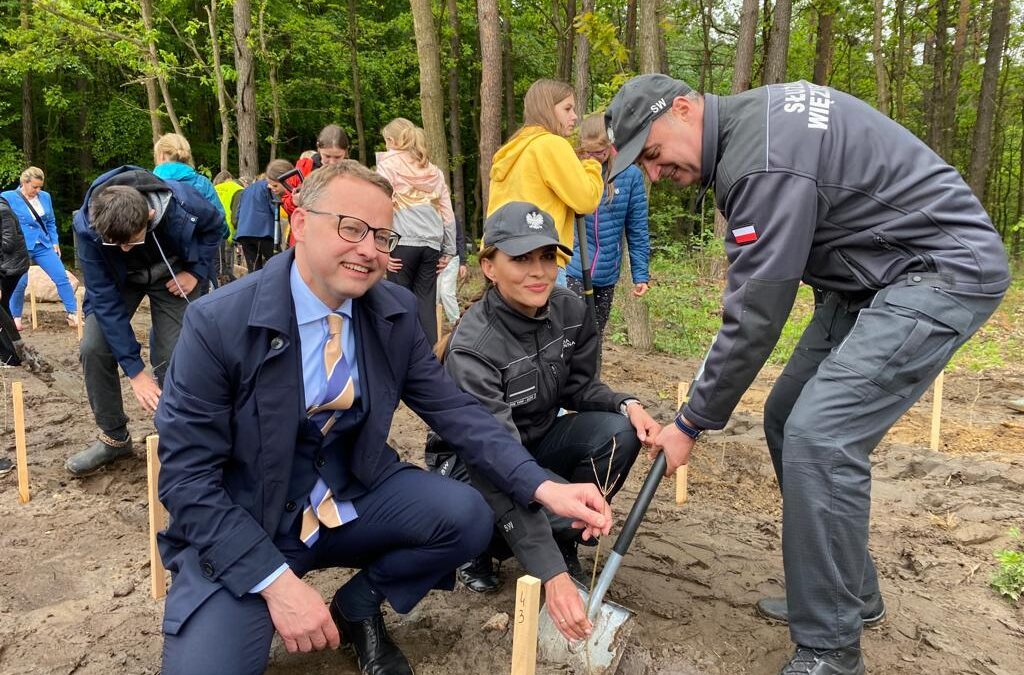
[1,302,1023,675]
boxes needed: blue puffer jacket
[73,165,224,378]
[565,164,650,287]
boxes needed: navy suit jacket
[155,250,549,634]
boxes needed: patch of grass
[607,250,1024,371]
[991,527,1024,603]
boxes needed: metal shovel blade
[537,578,634,675]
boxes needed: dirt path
[1,305,1022,674]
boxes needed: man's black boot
[779,645,865,675]
[66,432,134,476]
[756,593,886,627]
[330,594,414,675]
[557,538,586,582]
[457,555,501,593]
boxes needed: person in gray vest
[605,74,1010,675]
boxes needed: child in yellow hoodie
[488,79,604,277]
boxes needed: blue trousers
[161,467,492,675]
[11,242,77,316]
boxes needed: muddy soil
[1,303,1022,674]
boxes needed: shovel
[537,451,669,674]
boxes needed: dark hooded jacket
[0,197,30,278]
[73,165,224,378]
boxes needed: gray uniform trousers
[762,272,1003,649]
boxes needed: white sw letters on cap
[650,98,667,114]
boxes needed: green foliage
[88,96,152,167]
[991,527,1024,603]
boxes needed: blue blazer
[0,188,58,250]
[154,250,549,634]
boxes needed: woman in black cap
[427,201,660,642]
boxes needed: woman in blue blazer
[0,166,78,328]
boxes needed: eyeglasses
[305,209,401,253]
[101,233,147,248]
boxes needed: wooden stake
[436,303,444,341]
[675,381,689,505]
[75,287,85,340]
[510,575,541,675]
[146,435,168,599]
[13,381,29,504]
[29,290,37,330]
[930,370,945,451]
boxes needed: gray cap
[483,202,572,257]
[605,73,693,178]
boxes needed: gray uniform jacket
[440,285,631,581]
[685,80,1011,431]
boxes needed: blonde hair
[521,79,575,137]
[20,166,44,184]
[577,114,614,202]
[381,118,430,167]
[153,133,193,165]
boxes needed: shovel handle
[612,452,667,557]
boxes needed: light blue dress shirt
[249,262,362,593]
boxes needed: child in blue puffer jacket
[565,114,651,336]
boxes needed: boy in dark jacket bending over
[66,166,224,476]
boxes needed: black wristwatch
[673,415,704,440]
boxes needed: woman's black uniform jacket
[438,284,633,582]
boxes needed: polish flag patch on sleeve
[732,224,758,245]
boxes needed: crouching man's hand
[533,480,612,542]
[260,569,341,653]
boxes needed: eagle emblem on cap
[606,125,615,144]
[526,212,544,230]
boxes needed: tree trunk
[812,9,834,86]
[893,0,906,121]
[233,0,259,179]
[207,1,232,174]
[502,16,515,136]
[574,0,593,112]
[967,0,1010,201]
[20,0,33,164]
[763,0,792,84]
[76,76,92,189]
[616,233,653,351]
[871,0,889,114]
[625,0,638,71]
[698,0,712,92]
[1016,96,1024,258]
[140,0,181,136]
[555,0,577,82]
[347,0,368,164]
[411,0,449,173]
[638,0,660,74]
[926,0,949,152]
[257,1,281,161]
[478,0,502,211]
[446,0,466,230]
[940,0,971,155]
[733,0,759,93]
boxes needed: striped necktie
[299,312,358,547]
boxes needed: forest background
[1,0,1022,263]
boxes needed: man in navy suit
[155,160,612,675]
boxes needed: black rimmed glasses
[304,209,401,253]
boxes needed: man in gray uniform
[605,74,1010,674]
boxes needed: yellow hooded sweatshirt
[487,126,604,266]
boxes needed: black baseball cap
[605,74,693,178]
[483,202,572,257]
